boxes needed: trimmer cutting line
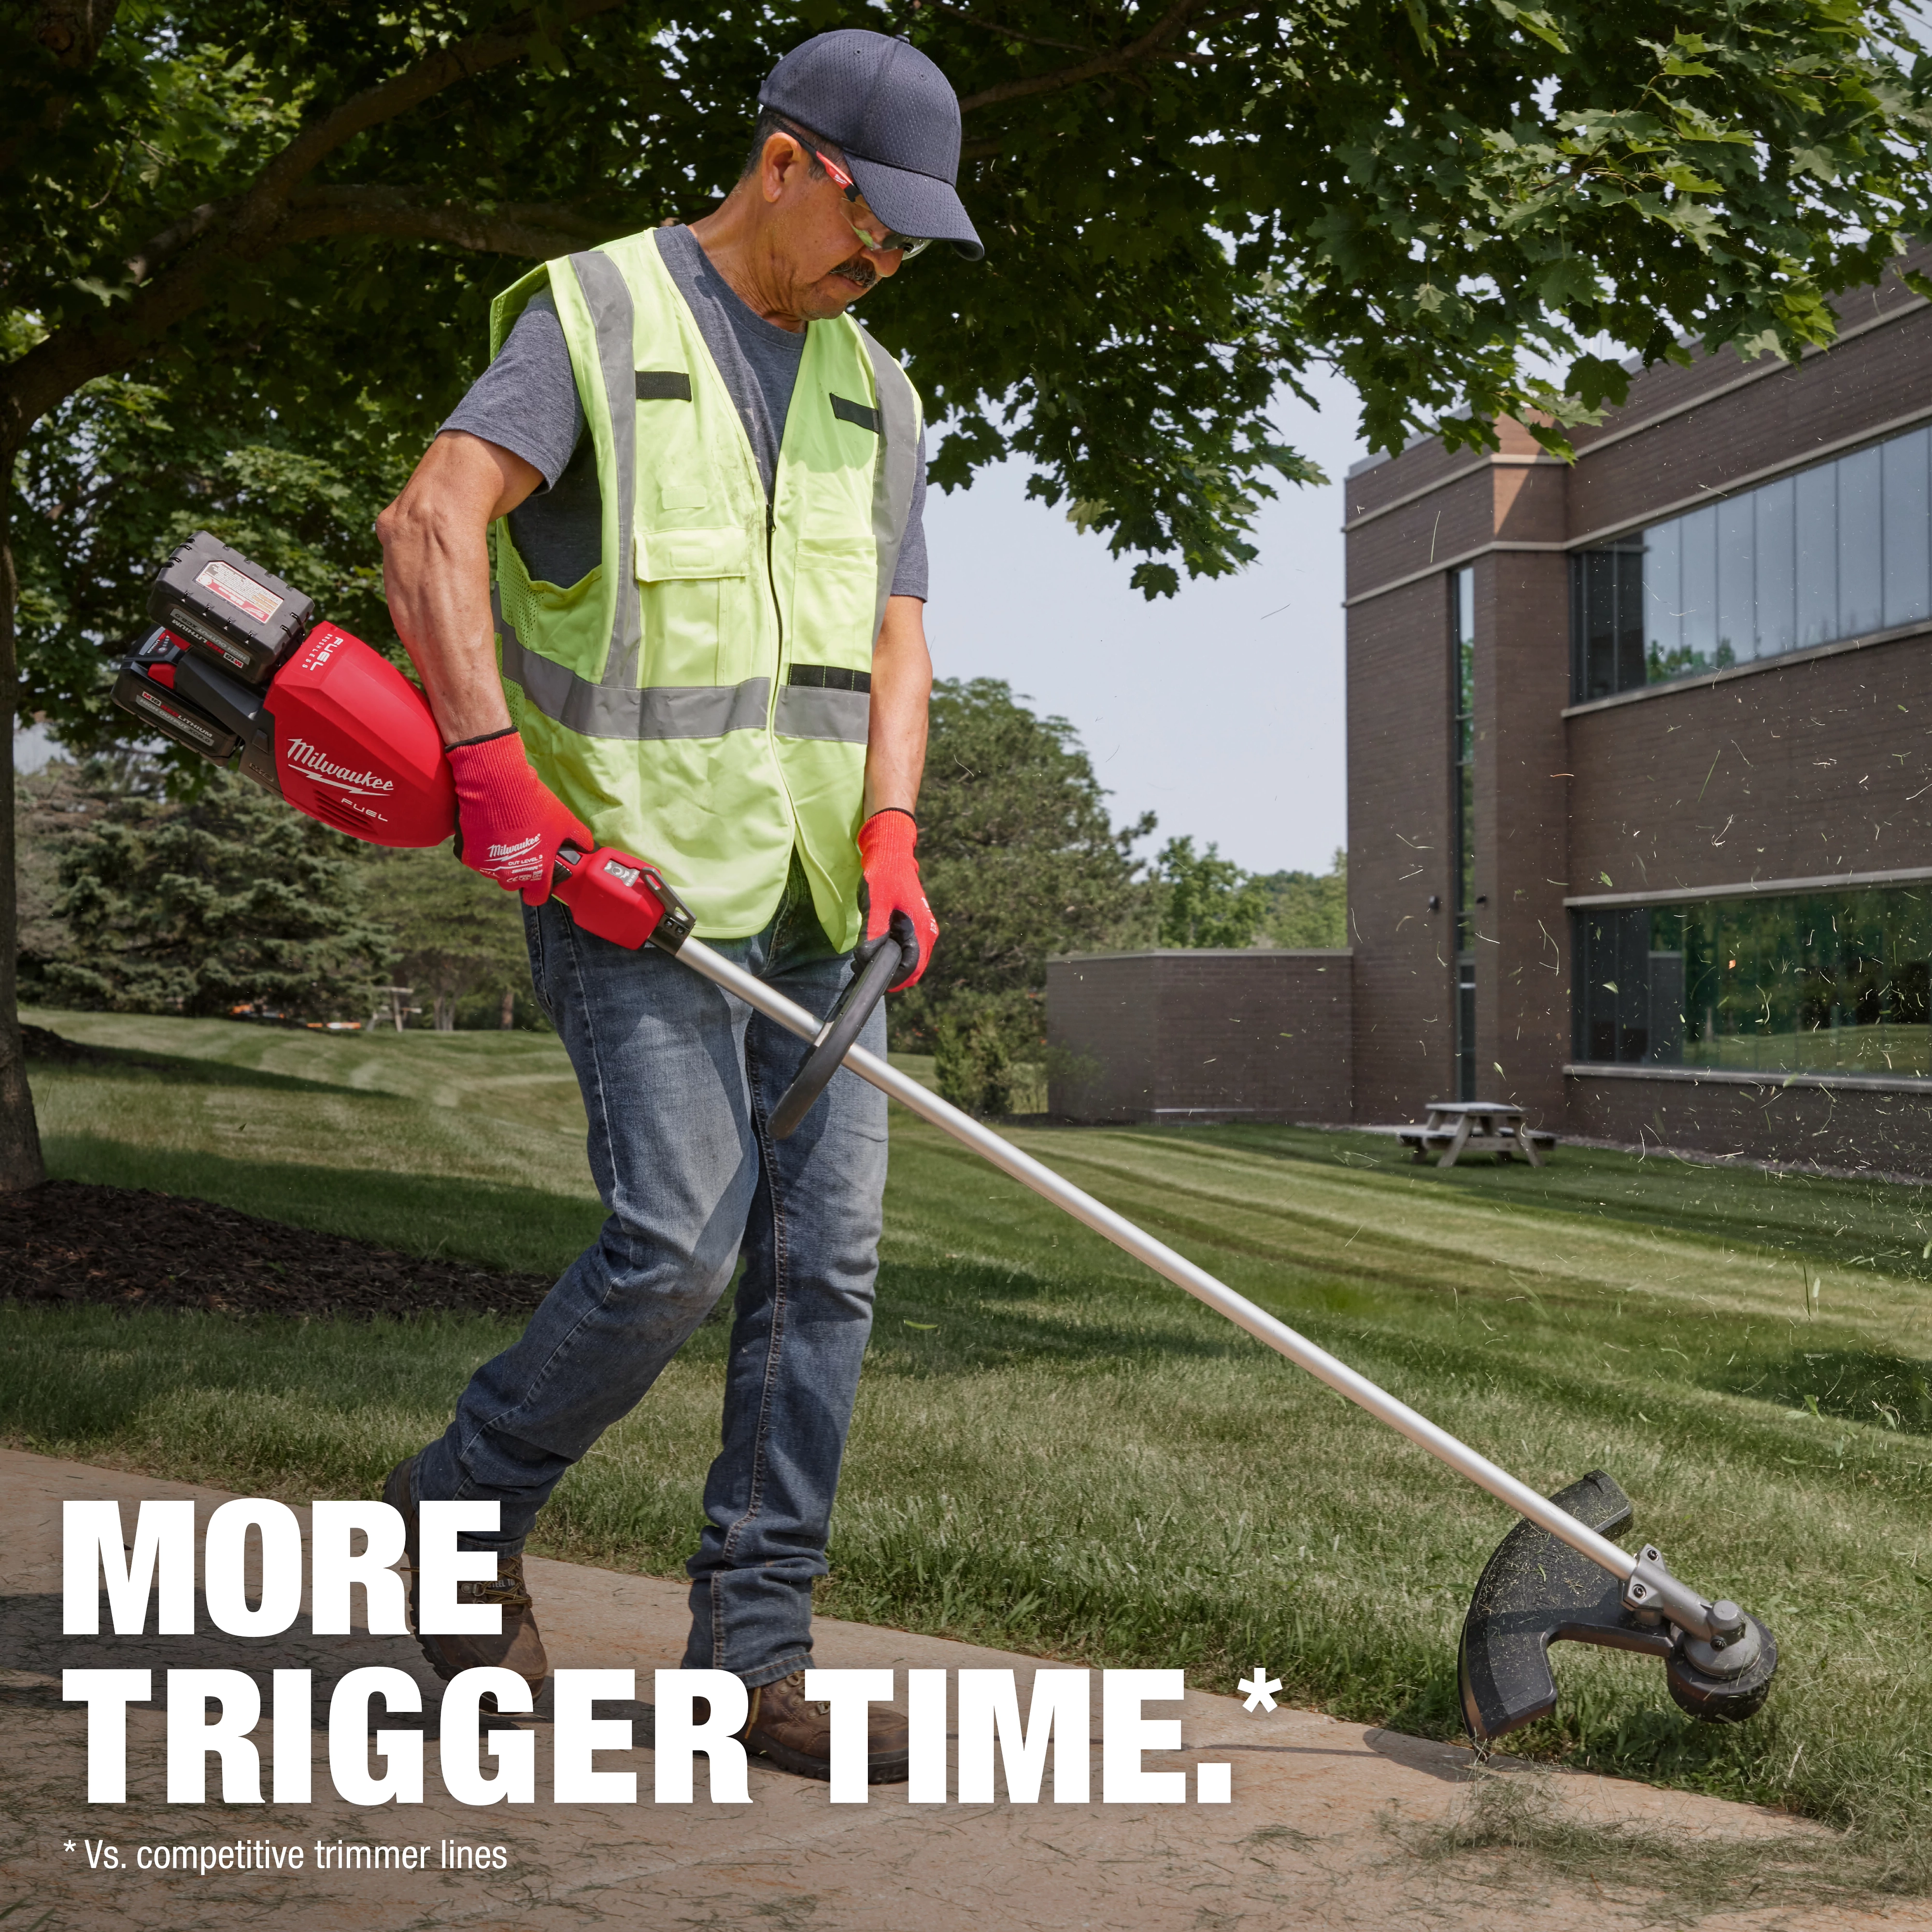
[114,534,1779,1742]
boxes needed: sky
[920,363,1367,877]
[13,366,1370,878]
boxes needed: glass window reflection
[1574,419,1932,702]
[1573,889,1932,1079]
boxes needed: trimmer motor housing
[111,533,456,848]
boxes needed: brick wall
[1046,951,1351,1123]
[1347,576,1457,1120]
[1569,274,1932,541]
[1343,251,1932,1166]
[1567,631,1932,895]
[1478,547,1572,1130]
[1567,1069,1932,1175]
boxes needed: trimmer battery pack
[147,532,314,685]
[112,628,242,760]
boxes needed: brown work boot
[381,1456,549,1695]
[740,1669,910,1784]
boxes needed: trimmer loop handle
[768,939,901,1141]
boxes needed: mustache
[833,251,878,291]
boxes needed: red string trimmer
[114,534,1778,1741]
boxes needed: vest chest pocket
[634,526,753,695]
[795,536,879,670]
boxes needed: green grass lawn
[10,1009,1932,1877]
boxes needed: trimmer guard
[1457,1469,1673,1739]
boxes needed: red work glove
[856,807,939,990]
[445,728,592,907]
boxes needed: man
[372,29,981,1784]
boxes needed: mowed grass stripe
[996,1125,1927,1336]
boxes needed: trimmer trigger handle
[551,841,695,953]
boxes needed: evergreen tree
[360,844,536,1031]
[43,765,390,1018]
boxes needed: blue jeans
[412,865,888,1688]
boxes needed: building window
[1570,421,1932,702]
[1451,567,1476,1100]
[1572,887,1932,1077]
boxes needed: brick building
[1345,258,1932,1168]
[1047,951,1351,1124]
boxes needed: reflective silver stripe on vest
[774,682,871,743]
[855,324,920,639]
[569,251,643,690]
[497,588,770,740]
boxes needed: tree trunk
[434,993,454,1032]
[0,451,50,1189]
[501,984,514,1030]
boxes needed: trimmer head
[1457,1470,1778,1740]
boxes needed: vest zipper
[765,497,782,728]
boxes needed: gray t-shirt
[443,224,928,598]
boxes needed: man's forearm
[864,595,932,817]
[376,432,542,745]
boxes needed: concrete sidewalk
[0,1449,1915,1931]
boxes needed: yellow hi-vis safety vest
[486,229,922,947]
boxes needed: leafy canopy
[1257,849,1349,948]
[1154,834,1270,948]
[906,677,1152,999]
[14,368,412,755]
[6,0,1932,629]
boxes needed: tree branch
[956,0,1207,114]
[278,185,612,258]
[33,0,120,68]
[125,198,235,285]
[231,0,625,242]
[926,7,1098,56]
[258,2,622,206]
[0,0,624,442]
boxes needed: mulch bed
[0,1179,551,1321]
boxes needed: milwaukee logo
[488,835,543,861]
[284,738,394,796]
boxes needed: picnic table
[1395,1100,1556,1169]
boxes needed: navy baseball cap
[760,30,984,261]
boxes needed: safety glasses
[777,122,935,259]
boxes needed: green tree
[1155,835,1270,949]
[14,374,414,757]
[7,0,1932,1180]
[361,844,535,1030]
[897,677,1151,1111]
[14,755,99,986]
[1258,847,1349,949]
[41,764,391,1017]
